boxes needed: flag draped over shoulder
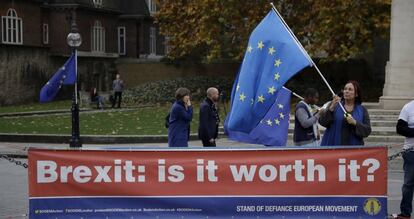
[40,52,77,103]
[225,87,292,146]
[226,10,312,134]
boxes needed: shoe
[391,213,411,219]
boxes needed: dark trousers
[112,91,122,108]
[400,151,414,216]
[202,139,216,147]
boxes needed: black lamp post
[67,15,82,148]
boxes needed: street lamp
[67,17,82,148]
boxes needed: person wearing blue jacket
[319,81,371,146]
[168,87,193,147]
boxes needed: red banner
[29,147,387,197]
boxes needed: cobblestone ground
[0,140,409,218]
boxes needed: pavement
[0,138,409,218]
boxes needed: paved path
[0,139,409,218]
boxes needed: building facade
[0,0,167,105]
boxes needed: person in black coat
[198,87,220,147]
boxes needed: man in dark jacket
[198,87,220,147]
[293,88,321,146]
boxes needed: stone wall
[0,45,51,105]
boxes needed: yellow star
[247,46,253,53]
[278,104,284,109]
[274,59,282,67]
[239,93,246,102]
[257,41,264,50]
[268,47,275,55]
[268,86,276,95]
[274,118,280,125]
[279,112,285,119]
[274,73,280,81]
[258,95,265,103]
[236,84,240,91]
[266,119,273,126]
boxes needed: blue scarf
[321,102,364,146]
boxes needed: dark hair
[175,87,190,101]
[304,88,319,98]
[345,80,362,104]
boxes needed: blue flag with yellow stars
[226,10,312,133]
[40,52,77,103]
[225,87,291,146]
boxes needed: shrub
[122,76,233,106]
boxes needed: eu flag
[225,87,291,146]
[226,10,312,133]
[40,52,77,103]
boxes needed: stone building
[0,0,167,105]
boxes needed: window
[93,0,103,8]
[91,20,105,52]
[164,36,171,55]
[118,26,126,55]
[149,27,156,55]
[1,9,23,44]
[43,23,49,44]
[146,0,157,14]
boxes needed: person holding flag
[319,80,371,146]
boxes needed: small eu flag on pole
[39,52,77,103]
[225,10,312,134]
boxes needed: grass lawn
[0,104,228,135]
[0,100,72,114]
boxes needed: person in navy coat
[168,87,193,147]
[198,87,220,147]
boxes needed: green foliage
[122,76,233,105]
[156,0,390,62]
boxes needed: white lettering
[37,161,57,183]
[73,166,91,183]
[230,165,257,182]
[168,165,184,182]
[258,165,277,182]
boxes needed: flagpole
[75,50,78,105]
[270,3,346,113]
[283,86,304,100]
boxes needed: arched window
[1,8,23,44]
[91,20,105,52]
[92,0,103,8]
[146,0,157,14]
